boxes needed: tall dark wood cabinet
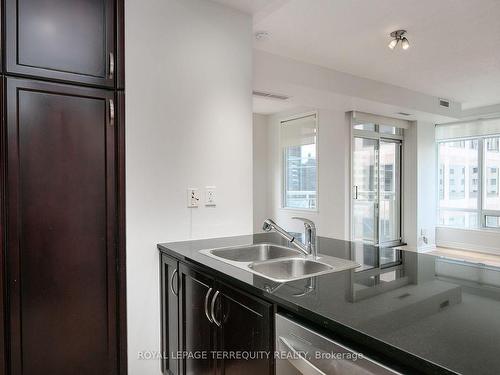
[1,1,126,374]
[0,80,5,375]
[6,79,118,375]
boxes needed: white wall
[403,122,418,247]
[403,121,437,249]
[416,121,437,247]
[262,108,350,239]
[126,1,252,374]
[253,114,269,231]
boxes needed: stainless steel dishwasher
[276,314,401,375]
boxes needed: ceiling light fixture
[388,30,410,50]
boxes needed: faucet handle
[292,217,316,229]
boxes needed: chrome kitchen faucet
[262,218,317,259]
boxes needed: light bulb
[388,39,398,50]
[401,37,410,50]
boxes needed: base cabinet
[160,255,273,375]
[178,264,216,375]
[161,254,180,375]
[217,281,273,375]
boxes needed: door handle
[278,337,325,375]
[354,185,359,200]
[109,52,115,79]
[170,269,178,296]
[204,288,213,323]
[109,99,115,125]
[211,290,221,327]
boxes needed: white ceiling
[211,0,274,15]
[214,0,500,110]
[252,95,297,114]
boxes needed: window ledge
[436,226,500,256]
[435,225,500,234]
[280,207,319,213]
[427,246,500,268]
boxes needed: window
[351,112,406,246]
[487,138,499,152]
[437,136,500,229]
[484,138,500,209]
[280,114,317,210]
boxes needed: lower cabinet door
[6,78,119,375]
[217,282,273,375]
[161,254,180,375]
[179,264,216,375]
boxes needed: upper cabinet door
[5,0,115,88]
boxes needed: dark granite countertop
[158,233,500,375]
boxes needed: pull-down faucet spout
[262,218,317,259]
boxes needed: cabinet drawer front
[5,0,115,87]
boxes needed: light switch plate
[205,186,216,206]
[187,188,200,208]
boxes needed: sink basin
[209,243,302,262]
[248,258,334,282]
[200,243,360,283]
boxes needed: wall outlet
[187,188,200,208]
[205,186,216,206]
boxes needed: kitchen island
[158,233,500,375]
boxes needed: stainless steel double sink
[200,243,360,283]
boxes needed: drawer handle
[204,288,213,323]
[278,337,325,375]
[211,290,221,326]
[170,269,178,296]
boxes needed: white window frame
[436,135,500,231]
[280,111,319,212]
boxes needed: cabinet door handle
[109,99,115,125]
[204,288,213,323]
[109,52,115,79]
[170,269,178,296]
[211,290,221,327]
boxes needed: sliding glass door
[379,140,401,244]
[352,138,378,243]
[352,134,402,246]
